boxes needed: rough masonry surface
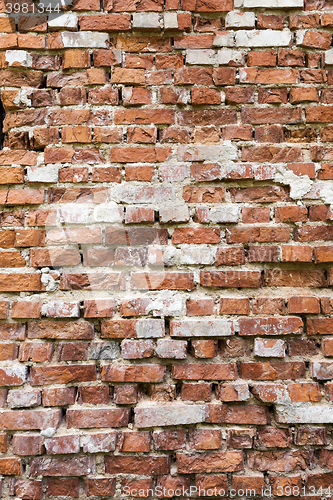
[0,0,332,497]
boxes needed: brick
[182,383,212,402]
[217,383,250,402]
[101,363,165,383]
[0,0,332,486]
[254,339,285,358]
[0,409,61,431]
[12,435,44,456]
[201,270,262,288]
[177,452,243,473]
[0,458,21,475]
[252,298,285,315]
[307,318,333,335]
[206,403,270,425]
[28,320,93,340]
[191,340,217,358]
[153,430,186,451]
[77,386,109,404]
[45,435,80,455]
[105,456,170,474]
[257,428,291,448]
[220,298,250,315]
[46,478,79,497]
[241,362,305,380]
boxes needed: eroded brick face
[0,0,332,496]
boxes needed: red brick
[105,456,170,475]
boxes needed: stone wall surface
[0,0,333,497]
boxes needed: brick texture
[0,0,332,496]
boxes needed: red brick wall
[0,0,333,497]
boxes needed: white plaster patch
[41,270,59,292]
[61,32,109,48]
[163,245,216,266]
[235,30,292,47]
[244,0,303,7]
[209,206,240,223]
[146,291,184,317]
[92,203,124,223]
[218,48,244,65]
[14,89,32,107]
[27,166,59,183]
[325,49,333,65]
[274,165,313,199]
[164,12,178,29]
[186,49,217,65]
[48,13,78,30]
[5,50,32,67]
[40,427,57,438]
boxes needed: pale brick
[7,389,41,408]
[164,12,178,30]
[254,339,285,358]
[135,404,205,428]
[225,12,256,28]
[312,362,333,380]
[81,433,117,453]
[235,30,292,47]
[48,13,78,30]
[244,0,303,6]
[112,186,175,204]
[61,32,109,49]
[163,245,216,266]
[159,206,190,223]
[155,339,187,359]
[325,49,333,66]
[218,49,245,65]
[89,342,120,360]
[42,302,80,318]
[133,13,161,30]
[275,404,333,423]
